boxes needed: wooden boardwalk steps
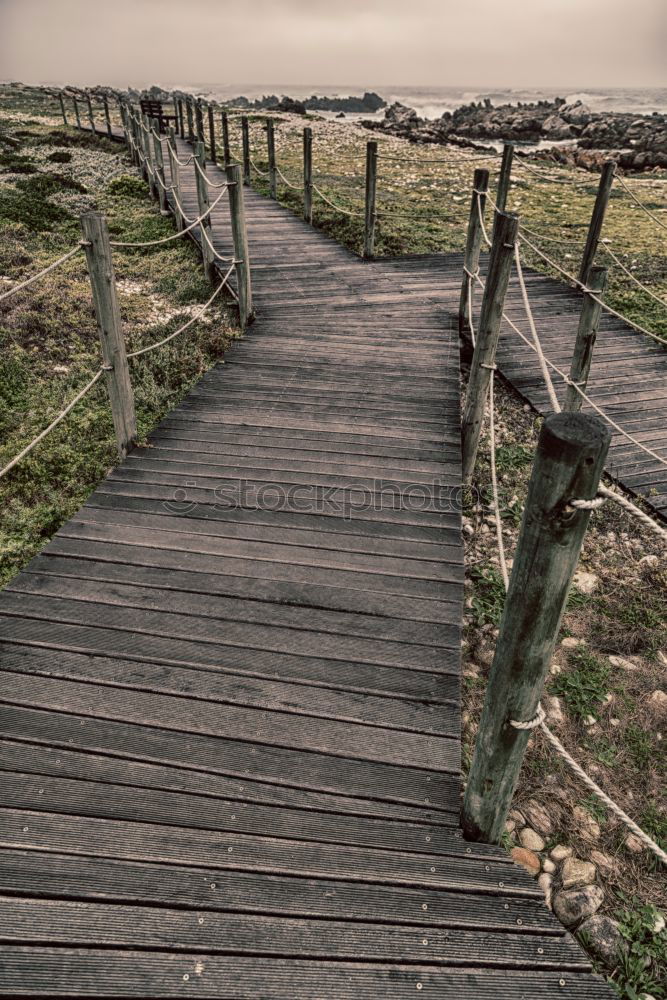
[0,132,615,996]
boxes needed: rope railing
[513,156,598,188]
[0,245,85,303]
[600,241,667,309]
[109,186,229,248]
[615,172,667,232]
[311,182,364,218]
[0,369,104,480]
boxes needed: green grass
[468,564,506,627]
[550,648,612,721]
[612,898,667,999]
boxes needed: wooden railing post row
[72,96,82,130]
[564,265,608,411]
[85,91,96,134]
[167,126,184,231]
[102,94,112,138]
[495,142,514,215]
[58,91,68,126]
[80,211,137,457]
[461,410,611,843]
[194,141,217,284]
[363,140,378,259]
[459,167,490,335]
[151,122,169,214]
[303,127,313,224]
[221,111,231,168]
[266,118,277,198]
[225,162,254,329]
[207,102,217,163]
[241,116,251,185]
[578,160,616,286]
[461,211,519,484]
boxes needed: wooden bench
[139,98,177,133]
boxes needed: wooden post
[461,211,519,484]
[129,111,141,170]
[226,163,253,329]
[167,126,183,230]
[177,97,185,138]
[266,119,277,198]
[103,94,112,138]
[72,96,82,130]
[144,116,158,200]
[495,142,514,215]
[85,93,96,134]
[195,99,205,144]
[221,111,231,167]
[80,211,137,457]
[207,103,217,163]
[564,266,608,412]
[186,97,195,144]
[363,140,378,259]
[459,167,490,335]
[241,116,251,185]
[152,122,169,214]
[194,141,217,284]
[578,160,616,286]
[461,411,611,843]
[303,127,313,224]
[58,92,68,126]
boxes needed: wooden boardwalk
[0,132,617,996]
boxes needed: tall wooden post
[103,95,112,138]
[85,93,96,134]
[461,211,519,484]
[144,116,158,200]
[80,211,137,457]
[495,142,514,215]
[241,116,251,185]
[177,97,185,138]
[72,96,82,130]
[363,140,378,259]
[152,122,169,214]
[195,99,205,144]
[461,411,611,843]
[207,103,217,163]
[226,163,254,329]
[578,160,616,286]
[194,141,217,284]
[564,266,607,412]
[221,111,231,167]
[58,92,68,126]
[186,97,195,144]
[303,126,313,224]
[266,119,277,198]
[167,127,183,230]
[459,167,490,335]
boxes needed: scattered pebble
[561,857,597,889]
[519,827,545,852]
[511,846,541,876]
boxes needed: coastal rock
[553,885,604,927]
[542,114,578,139]
[385,102,419,127]
[511,846,541,876]
[578,915,625,968]
[519,827,545,852]
[521,800,553,837]
[561,857,597,889]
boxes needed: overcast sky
[1,0,665,90]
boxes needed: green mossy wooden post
[564,266,608,412]
[221,112,231,167]
[363,140,378,259]
[495,142,514,214]
[578,160,616,286]
[241,116,251,184]
[58,92,68,126]
[167,126,184,231]
[194,141,217,284]
[267,119,277,199]
[195,99,205,144]
[207,103,217,163]
[459,167,490,335]
[177,97,185,138]
[152,122,169,214]
[461,411,611,843]
[103,95,112,138]
[80,212,137,458]
[144,116,158,201]
[186,97,195,144]
[85,93,96,134]
[72,96,81,130]
[303,127,313,224]
[461,211,519,484]
[226,163,254,329]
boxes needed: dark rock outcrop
[228,92,385,114]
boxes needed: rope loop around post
[509,703,546,730]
